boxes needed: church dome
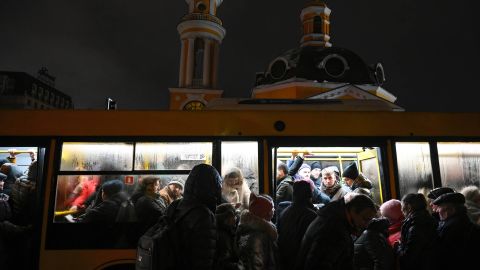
[255,46,382,86]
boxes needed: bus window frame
[266,136,392,203]
[46,136,263,250]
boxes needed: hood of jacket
[183,164,222,212]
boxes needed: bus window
[395,142,434,197]
[221,141,259,197]
[60,142,134,171]
[437,142,480,190]
[275,147,386,205]
[135,142,212,170]
[53,174,187,223]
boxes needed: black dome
[255,46,379,86]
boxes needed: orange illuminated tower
[300,0,332,47]
[169,0,226,110]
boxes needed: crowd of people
[2,149,480,270]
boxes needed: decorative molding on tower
[300,1,332,47]
[170,0,226,110]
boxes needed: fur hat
[249,193,273,220]
[380,199,404,222]
[342,162,359,179]
[433,192,465,205]
[427,187,455,200]
[310,161,321,170]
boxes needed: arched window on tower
[193,38,205,87]
[313,16,323,34]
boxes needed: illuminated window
[437,142,480,190]
[395,142,433,196]
[222,141,259,195]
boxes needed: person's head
[216,203,237,227]
[310,162,322,180]
[276,163,288,180]
[342,162,359,187]
[293,180,313,203]
[249,193,274,221]
[460,186,480,205]
[296,163,311,181]
[184,164,222,212]
[321,166,338,188]
[427,187,455,212]
[401,193,428,217]
[167,180,184,199]
[345,194,377,233]
[432,192,466,221]
[224,167,244,187]
[380,199,404,224]
[101,180,124,200]
[139,176,161,196]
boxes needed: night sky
[0,0,478,111]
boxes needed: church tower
[169,0,226,110]
[300,0,332,47]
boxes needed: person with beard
[295,194,377,270]
[277,180,317,270]
[159,180,184,207]
[169,163,222,270]
[320,166,350,202]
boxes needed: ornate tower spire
[300,0,332,47]
[177,0,226,89]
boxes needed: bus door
[1,144,47,270]
[357,148,384,204]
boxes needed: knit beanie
[310,161,321,170]
[299,163,311,172]
[101,180,124,197]
[342,162,359,179]
[380,199,404,223]
[249,193,273,220]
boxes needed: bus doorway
[273,146,387,206]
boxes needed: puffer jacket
[353,218,394,270]
[80,191,127,223]
[236,210,278,270]
[172,164,222,270]
[276,176,294,204]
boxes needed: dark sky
[1,0,479,111]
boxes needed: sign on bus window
[60,143,134,171]
[134,142,212,170]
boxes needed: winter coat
[171,164,222,270]
[396,209,437,270]
[321,182,350,202]
[277,201,317,270]
[276,176,294,204]
[432,210,480,270]
[353,219,394,270]
[386,221,402,248]
[222,180,251,210]
[80,192,127,223]
[295,199,355,270]
[236,210,278,270]
[134,194,166,232]
[215,221,243,270]
[159,186,176,206]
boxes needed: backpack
[135,204,193,270]
[115,199,138,223]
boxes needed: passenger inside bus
[222,167,251,210]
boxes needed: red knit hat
[380,199,404,223]
[249,193,274,220]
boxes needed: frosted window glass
[438,142,480,190]
[395,142,433,197]
[60,143,133,171]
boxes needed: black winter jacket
[353,218,394,270]
[295,199,355,270]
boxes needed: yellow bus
[1,109,480,269]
